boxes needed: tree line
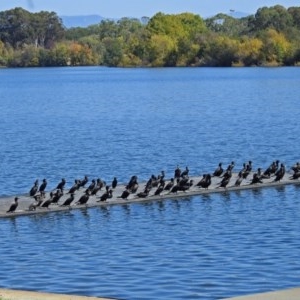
[1,5,300,67]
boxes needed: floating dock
[1,171,299,218]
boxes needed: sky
[0,0,299,18]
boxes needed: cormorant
[61,194,75,206]
[118,189,130,200]
[174,166,181,179]
[79,175,88,188]
[112,177,118,189]
[7,197,18,213]
[41,193,54,208]
[196,174,207,187]
[76,190,90,205]
[199,174,211,189]
[153,182,165,196]
[39,179,47,193]
[212,163,223,177]
[29,180,39,197]
[56,178,66,192]
[51,190,63,204]
[274,163,285,182]
[87,179,96,192]
[164,178,174,190]
[181,166,189,178]
[68,180,80,194]
[250,173,263,184]
[235,171,243,186]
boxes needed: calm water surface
[0,67,300,299]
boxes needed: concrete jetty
[0,170,299,218]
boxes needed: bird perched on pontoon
[56,178,66,192]
[79,175,88,188]
[51,190,63,204]
[250,173,263,185]
[153,182,165,196]
[76,189,90,205]
[97,186,113,202]
[60,193,75,207]
[28,194,44,210]
[181,166,189,178]
[41,193,54,208]
[274,163,285,182]
[235,171,244,186]
[118,189,130,200]
[164,178,174,191]
[196,174,207,187]
[39,179,47,193]
[112,177,118,189]
[212,163,223,177]
[7,197,18,213]
[198,174,211,189]
[29,180,39,197]
[68,180,80,194]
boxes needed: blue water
[0,67,300,299]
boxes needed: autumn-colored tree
[237,37,263,66]
[147,34,177,66]
[68,41,95,65]
[259,29,292,64]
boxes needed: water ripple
[1,68,300,299]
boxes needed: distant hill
[228,11,250,18]
[60,15,106,28]
[60,11,250,29]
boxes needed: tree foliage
[1,5,300,67]
[0,7,64,49]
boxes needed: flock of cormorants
[5,160,300,214]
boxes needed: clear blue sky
[0,0,299,18]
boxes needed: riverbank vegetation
[1,5,300,67]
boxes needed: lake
[0,67,300,299]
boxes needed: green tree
[205,13,249,37]
[253,5,293,33]
[31,11,65,48]
[0,7,32,48]
[288,7,300,29]
[48,42,69,66]
[203,35,239,66]
[0,8,64,49]
[98,20,119,39]
[102,37,124,66]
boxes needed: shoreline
[1,286,300,300]
[0,288,113,300]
